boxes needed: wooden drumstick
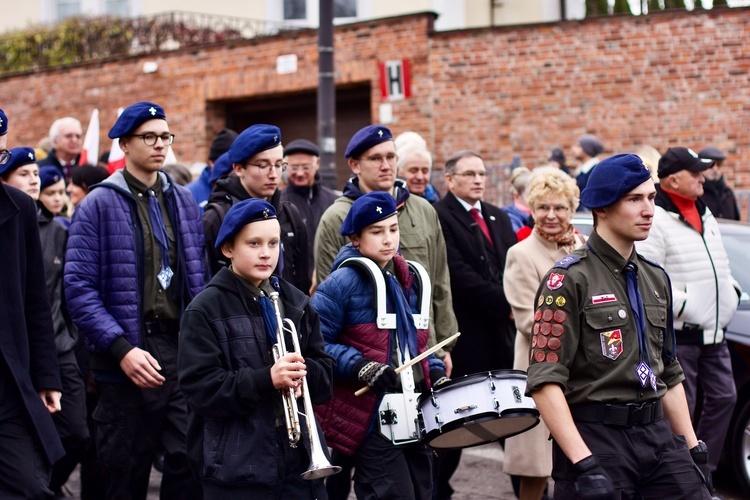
[354,332,461,397]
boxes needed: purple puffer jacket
[64,170,208,360]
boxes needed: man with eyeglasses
[433,150,517,499]
[203,124,311,293]
[64,101,207,499]
[38,116,84,181]
[280,138,339,281]
[314,123,458,500]
[0,109,66,499]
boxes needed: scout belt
[569,400,662,427]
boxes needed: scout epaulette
[637,253,665,271]
[552,255,580,270]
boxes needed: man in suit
[433,150,517,499]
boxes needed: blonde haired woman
[502,168,585,499]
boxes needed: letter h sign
[379,60,411,101]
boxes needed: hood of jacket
[341,177,411,207]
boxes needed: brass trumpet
[269,291,341,480]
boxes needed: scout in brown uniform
[526,154,712,499]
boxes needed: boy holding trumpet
[178,197,335,499]
[312,191,449,499]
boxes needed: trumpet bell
[300,463,342,480]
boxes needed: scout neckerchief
[384,269,418,363]
[147,187,173,289]
[625,262,657,393]
[258,277,282,344]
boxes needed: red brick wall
[2,8,749,200]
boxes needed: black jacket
[203,173,311,293]
[434,191,517,375]
[178,269,334,486]
[700,177,740,221]
[0,184,64,464]
[37,202,77,354]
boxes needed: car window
[721,230,750,305]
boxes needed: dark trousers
[50,349,89,493]
[353,433,433,500]
[325,449,355,500]
[0,374,51,499]
[93,333,200,500]
[678,342,737,472]
[552,417,710,499]
[201,426,327,500]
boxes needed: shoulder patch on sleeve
[552,255,580,269]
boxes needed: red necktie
[470,208,494,246]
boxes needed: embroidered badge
[537,335,548,349]
[553,310,567,323]
[547,273,565,291]
[534,350,546,363]
[548,337,561,350]
[591,293,617,305]
[533,323,540,335]
[542,309,553,322]
[600,329,624,360]
[555,296,566,307]
[534,310,542,322]
[551,324,564,337]
[546,352,559,363]
[540,323,551,335]
[532,335,537,347]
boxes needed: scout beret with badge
[0,147,36,177]
[344,124,393,159]
[108,102,167,139]
[227,124,282,164]
[208,152,233,185]
[580,153,652,210]
[39,166,64,190]
[0,108,8,136]
[340,191,398,236]
[215,198,277,248]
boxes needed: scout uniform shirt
[525,230,684,404]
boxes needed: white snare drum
[418,370,539,449]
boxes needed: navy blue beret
[0,108,7,136]
[215,198,278,249]
[658,147,714,178]
[344,125,393,159]
[340,191,398,236]
[580,154,652,209]
[108,102,166,139]
[284,138,319,157]
[208,152,233,186]
[227,124,282,164]
[40,166,64,190]
[0,147,36,177]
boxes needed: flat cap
[284,138,319,157]
[108,102,167,139]
[580,154,652,210]
[0,108,7,136]
[215,198,277,249]
[39,166,64,190]
[658,147,714,179]
[344,125,393,159]
[0,147,36,177]
[340,191,397,236]
[698,146,726,161]
[578,134,604,158]
[227,124,282,164]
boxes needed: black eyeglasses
[244,161,288,174]
[0,149,10,165]
[129,133,175,146]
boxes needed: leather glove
[690,440,713,492]
[572,455,616,499]
[353,359,398,396]
[429,369,450,388]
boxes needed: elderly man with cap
[698,146,741,220]
[186,128,238,213]
[570,133,604,195]
[64,101,207,499]
[203,124,311,293]
[527,153,712,499]
[0,112,65,499]
[637,147,740,493]
[38,116,84,182]
[280,138,339,280]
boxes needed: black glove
[572,455,616,499]
[353,359,398,396]
[429,369,450,388]
[690,440,713,492]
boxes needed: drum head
[424,410,540,450]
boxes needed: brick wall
[2,8,749,204]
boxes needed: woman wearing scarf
[502,168,585,500]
